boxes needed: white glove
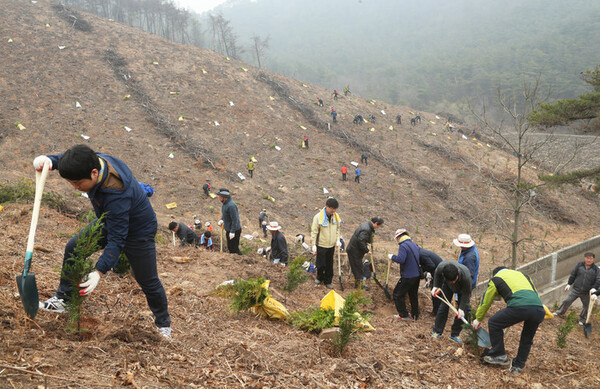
[431,287,441,297]
[266,246,271,253]
[79,271,101,296]
[592,294,598,302]
[312,245,317,255]
[472,319,481,330]
[33,155,52,171]
[564,284,571,292]
[456,309,465,321]
[590,288,597,295]
[388,254,394,260]
[335,240,342,247]
[217,220,224,226]
[425,272,432,280]
[228,232,235,240]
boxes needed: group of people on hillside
[30,144,599,376]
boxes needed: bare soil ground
[1,0,600,387]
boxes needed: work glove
[79,271,101,296]
[456,309,465,321]
[335,240,342,247]
[590,288,597,296]
[431,287,441,298]
[217,220,224,226]
[388,254,394,260]
[592,294,598,302]
[424,272,432,288]
[564,284,571,292]
[266,247,271,253]
[312,245,317,255]
[33,155,52,171]
[472,319,481,330]
[228,232,235,240]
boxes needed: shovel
[370,245,391,300]
[16,162,50,319]
[337,246,344,291]
[384,255,392,298]
[220,225,224,253]
[583,295,595,338]
[435,290,491,347]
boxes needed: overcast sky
[173,0,227,14]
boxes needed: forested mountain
[210,0,600,114]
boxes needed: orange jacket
[341,166,348,174]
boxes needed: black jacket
[176,222,199,246]
[270,231,289,264]
[346,221,374,256]
[419,247,443,274]
[568,262,600,293]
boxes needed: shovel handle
[586,295,595,323]
[385,254,392,286]
[24,163,50,275]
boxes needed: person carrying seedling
[473,266,545,375]
[217,188,242,255]
[168,221,200,247]
[346,217,384,290]
[33,144,172,339]
[431,261,472,342]
[310,197,342,289]
[388,229,421,321]
[267,221,288,266]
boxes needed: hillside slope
[0,1,599,387]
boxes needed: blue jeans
[488,305,545,369]
[56,220,171,327]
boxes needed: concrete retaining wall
[473,235,600,306]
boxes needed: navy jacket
[49,153,157,274]
[458,246,479,289]
[391,238,421,278]
[419,247,443,274]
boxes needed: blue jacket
[391,238,421,278]
[355,168,361,176]
[458,246,479,289]
[49,153,157,274]
[221,197,241,232]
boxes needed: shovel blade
[584,323,592,339]
[16,274,39,319]
[477,327,491,347]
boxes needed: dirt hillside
[1,0,599,387]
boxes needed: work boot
[314,279,322,285]
[325,284,334,289]
[483,355,510,366]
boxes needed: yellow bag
[249,280,289,320]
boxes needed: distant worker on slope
[247,158,254,178]
[258,209,269,238]
[217,188,242,255]
[333,90,339,100]
[396,114,402,125]
[341,165,348,181]
[202,179,211,197]
[355,167,361,183]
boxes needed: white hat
[394,229,408,239]
[262,221,267,226]
[205,221,211,227]
[266,221,281,231]
[194,219,201,225]
[453,233,475,248]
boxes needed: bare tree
[250,34,269,68]
[470,76,557,269]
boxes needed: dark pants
[555,289,591,322]
[342,173,347,181]
[316,246,335,285]
[56,220,171,327]
[226,228,242,255]
[248,169,253,178]
[393,277,420,319]
[432,282,470,337]
[488,305,545,369]
[355,176,360,183]
[203,188,209,197]
[262,225,267,237]
[347,248,366,281]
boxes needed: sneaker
[325,284,334,289]
[279,262,287,267]
[509,362,523,375]
[314,279,322,285]
[483,355,510,366]
[39,296,67,313]
[578,320,584,326]
[394,314,413,321]
[449,335,463,343]
[157,327,172,340]
[431,332,441,339]
[272,258,280,264]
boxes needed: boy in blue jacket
[33,144,172,339]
